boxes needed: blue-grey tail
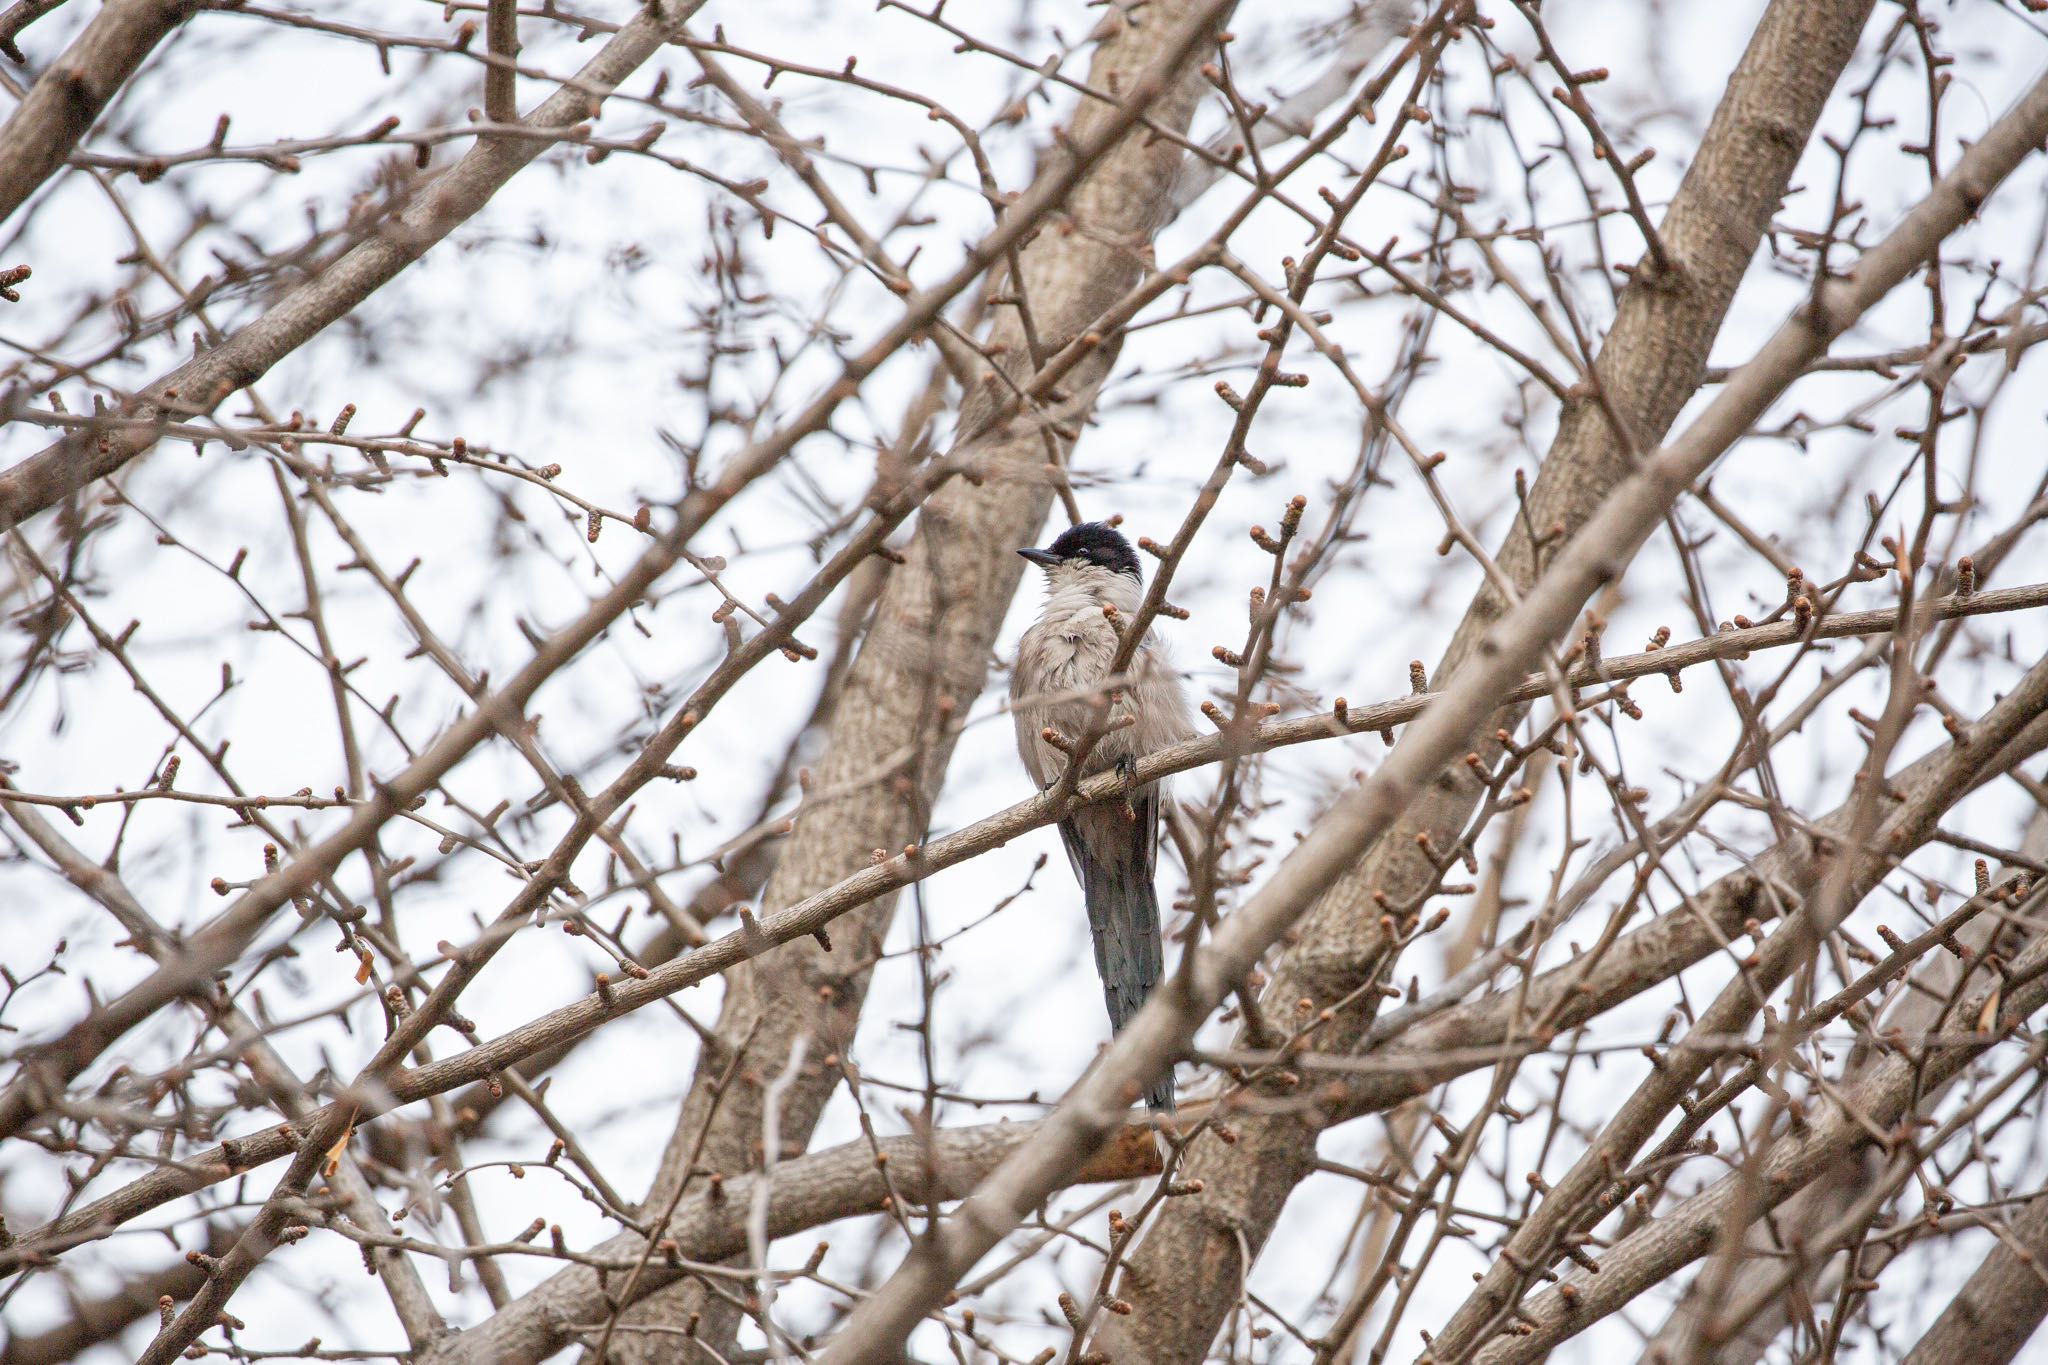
[1058,788,1175,1113]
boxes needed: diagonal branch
[0,0,1236,1148]
[7,582,2048,1278]
[566,3,1237,1357]
[813,59,2048,1363]
[1897,1177,2048,1365]
[412,1118,1162,1365]
[0,0,196,226]
[1431,648,2048,1361]
[1474,884,2048,1363]
[0,0,712,526]
[1,796,449,1349]
[1093,1,1884,1354]
[1640,809,2048,1363]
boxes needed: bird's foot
[1116,753,1138,819]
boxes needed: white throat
[1039,563,1142,620]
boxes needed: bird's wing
[1011,624,1058,789]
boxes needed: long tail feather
[1057,786,1174,1112]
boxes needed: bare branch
[818,61,2048,1361]
[0,0,195,225]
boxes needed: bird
[1011,521,1195,1113]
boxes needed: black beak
[1017,548,1059,568]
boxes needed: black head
[1018,522,1140,579]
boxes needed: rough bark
[1898,1184,2048,1365]
[1094,3,1881,1358]
[588,3,1232,1359]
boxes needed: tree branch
[0,0,712,526]
[0,0,195,225]
[1095,0,1890,1349]
[815,58,2048,1362]
[8,582,2047,1277]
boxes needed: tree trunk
[1094,3,1879,1358]
[595,4,1231,1357]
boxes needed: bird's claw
[1116,753,1138,819]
